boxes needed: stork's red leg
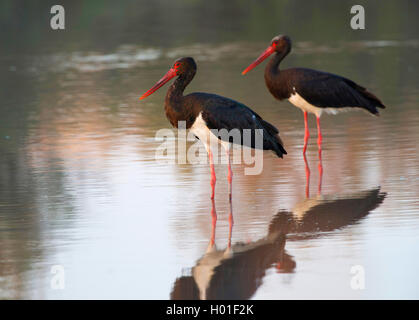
[316,116,323,194]
[210,199,217,248]
[303,111,310,154]
[208,149,216,199]
[227,200,234,250]
[316,116,323,152]
[226,149,233,200]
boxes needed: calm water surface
[1,1,419,299]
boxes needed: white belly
[288,91,342,117]
[190,113,230,152]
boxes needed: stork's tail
[260,119,287,158]
[346,79,386,116]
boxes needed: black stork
[242,35,386,154]
[139,57,286,199]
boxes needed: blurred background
[0,0,418,299]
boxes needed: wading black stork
[242,35,386,154]
[140,57,286,199]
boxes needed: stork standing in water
[140,57,286,200]
[242,35,386,155]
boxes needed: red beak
[242,45,275,75]
[139,68,177,100]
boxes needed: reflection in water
[171,199,293,300]
[317,135,323,194]
[171,188,386,300]
[303,144,323,197]
[270,188,386,241]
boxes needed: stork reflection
[170,188,386,300]
[171,199,293,300]
[270,188,386,241]
[304,147,323,197]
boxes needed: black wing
[293,69,385,115]
[189,93,286,157]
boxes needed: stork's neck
[265,50,288,78]
[264,49,292,100]
[166,72,195,104]
[164,70,196,127]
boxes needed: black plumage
[189,93,286,157]
[266,67,385,115]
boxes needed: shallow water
[1,1,419,299]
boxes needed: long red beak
[139,68,177,100]
[242,45,275,75]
